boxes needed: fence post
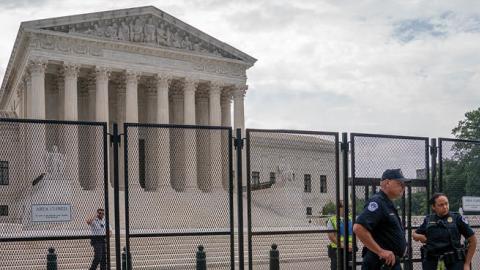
[47,247,57,270]
[269,244,279,270]
[196,245,207,270]
[122,246,132,270]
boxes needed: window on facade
[320,175,327,193]
[269,172,276,184]
[0,205,8,216]
[304,174,311,193]
[0,161,8,185]
[251,171,260,186]
[138,139,146,189]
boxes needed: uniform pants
[422,259,464,270]
[328,246,352,270]
[89,238,106,270]
[361,250,401,270]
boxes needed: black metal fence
[246,129,340,270]
[1,117,480,270]
[438,138,480,268]
[123,123,234,270]
[0,118,110,269]
[349,133,430,270]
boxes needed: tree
[442,108,480,212]
[322,200,336,215]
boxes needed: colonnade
[21,57,247,192]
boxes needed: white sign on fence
[462,196,480,212]
[32,204,72,222]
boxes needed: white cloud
[0,0,479,138]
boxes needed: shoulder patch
[368,202,379,212]
[462,216,469,224]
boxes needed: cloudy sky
[0,0,479,138]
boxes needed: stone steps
[0,232,333,269]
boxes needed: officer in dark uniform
[353,169,410,270]
[413,193,477,270]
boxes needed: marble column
[233,85,247,190]
[154,75,171,190]
[24,75,32,118]
[209,82,222,191]
[125,71,140,123]
[27,59,47,198]
[116,82,126,190]
[87,75,96,121]
[29,59,47,119]
[64,64,79,121]
[62,63,79,201]
[221,92,232,190]
[93,67,110,190]
[233,85,247,134]
[125,71,140,190]
[57,72,65,121]
[170,92,183,191]
[156,75,170,124]
[183,78,198,191]
[144,83,157,191]
[95,67,110,122]
[196,91,209,192]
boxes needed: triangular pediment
[21,6,256,64]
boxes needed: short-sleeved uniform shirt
[356,190,406,257]
[90,217,107,236]
[415,212,474,253]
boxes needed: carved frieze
[28,32,246,79]
[43,15,241,61]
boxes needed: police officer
[353,169,410,270]
[87,208,111,270]
[413,193,477,270]
[326,200,353,270]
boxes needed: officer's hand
[348,243,352,252]
[413,234,427,243]
[464,263,470,270]
[378,249,396,266]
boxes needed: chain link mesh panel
[0,119,109,269]
[246,130,339,269]
[351,134,430,269]
[124,124,233,269]
[439,138,480,267]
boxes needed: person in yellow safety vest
[327,201,353,270]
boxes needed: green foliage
[409,191,428,215]
[322,200,337,215]
[442,108,480,211]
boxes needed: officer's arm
[353,223,396,266]
[353,224,383,254]
[412,217,428,243]
[412,231,427,243]
[86,216,95,225]
[465,234,476,267]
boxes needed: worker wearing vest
[327,201,353,270]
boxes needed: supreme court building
[0,4,339,227]
[0,6,258,231]
[0,5,254,138]
[0,7,340,269]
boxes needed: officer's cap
[381,169,411,182]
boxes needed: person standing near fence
[87,208,110,270]
[326,200,353,270]
[413,193,477,270]
[353,169,410,270]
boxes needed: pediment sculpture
[41,15,240,60]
